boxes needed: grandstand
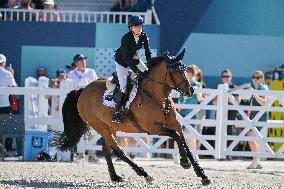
[56,0,114,11]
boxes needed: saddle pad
[103,82,138,109]
[106,77,116,91]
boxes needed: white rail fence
[0,8,153,24]
[0,80,284,160]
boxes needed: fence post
[37,76,50,131]
[24,77,39,129]
[215,84,226,159]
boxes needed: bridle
[135,61,193,120]
[140,61,192,97]
[166,62,191,96]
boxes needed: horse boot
[112,91,126,124]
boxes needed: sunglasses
[222,75,231,78]
[252,76,261,80]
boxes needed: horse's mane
[147,56,165,71]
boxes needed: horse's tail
[57,88,89,151]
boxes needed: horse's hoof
[145,176,154,183]
[180,160,191,169]
[201,178,210,186]
[111,175,124,182]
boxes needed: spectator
[220,69,240,160]
[177,65,204,160]
[8,0,21,8]
[0,54,17,114]
[0,0,9,8]
[48,69,66,112]
[0,138,6,161]
[68,54,98,161]
[35,67,48,79]
[14,0,36,21]
[65,62,76,72]
[39,0,60,22]
[110,0,132,11]
[247,70,268,169]
[18,0,33,9]
[117,137,138,160]
[68,54,98,89]
[195,67,206,149]
[30,0,43,9]
[196,68,206,88]
[130,0,152,12]
[110,0,122,11]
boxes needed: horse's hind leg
[103,141,123,182]
[104,131,153,183]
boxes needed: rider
[112,15,152,124]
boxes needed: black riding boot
[112,91,126,124]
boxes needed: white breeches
[115,60,147,93]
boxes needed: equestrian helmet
[128,16,144,28]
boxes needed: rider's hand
[127,67,134,74]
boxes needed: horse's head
[163,48,194,97]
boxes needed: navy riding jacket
[114,31,152,72]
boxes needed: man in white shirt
[68,54,98,89]
[0,54,17,114]
[67,54,99,162]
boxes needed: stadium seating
[56,0,114,11]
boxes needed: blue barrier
[23,130,50,161]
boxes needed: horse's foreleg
[156,126,191,169]
[105,132,153,183]
[103,141,123,182]
[181,137,210,186]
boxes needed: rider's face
[131,25,143,36]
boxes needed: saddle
[106,72,138,92]
[104,72,138,107]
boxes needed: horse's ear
[174,48,185,62]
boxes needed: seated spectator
[8,0,21,8]
[130,0,152,12]
[14,0,36,21]
[247,70,268,169]
[111,0,132,11]
[30,0,43,9]
[0,0,9,8]
[177,65,204,160]
[18,0,33,10]
[110,0,122,11]
[0,54,17,114]
[39,0,60,22]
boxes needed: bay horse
[57,49,210,186]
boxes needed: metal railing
[0,8,154,24]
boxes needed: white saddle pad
[103,81,138,109]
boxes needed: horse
[56,49,210,186]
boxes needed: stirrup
[112,111,122,124]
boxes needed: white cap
[44,0,54,5]
[0,54,6,64]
